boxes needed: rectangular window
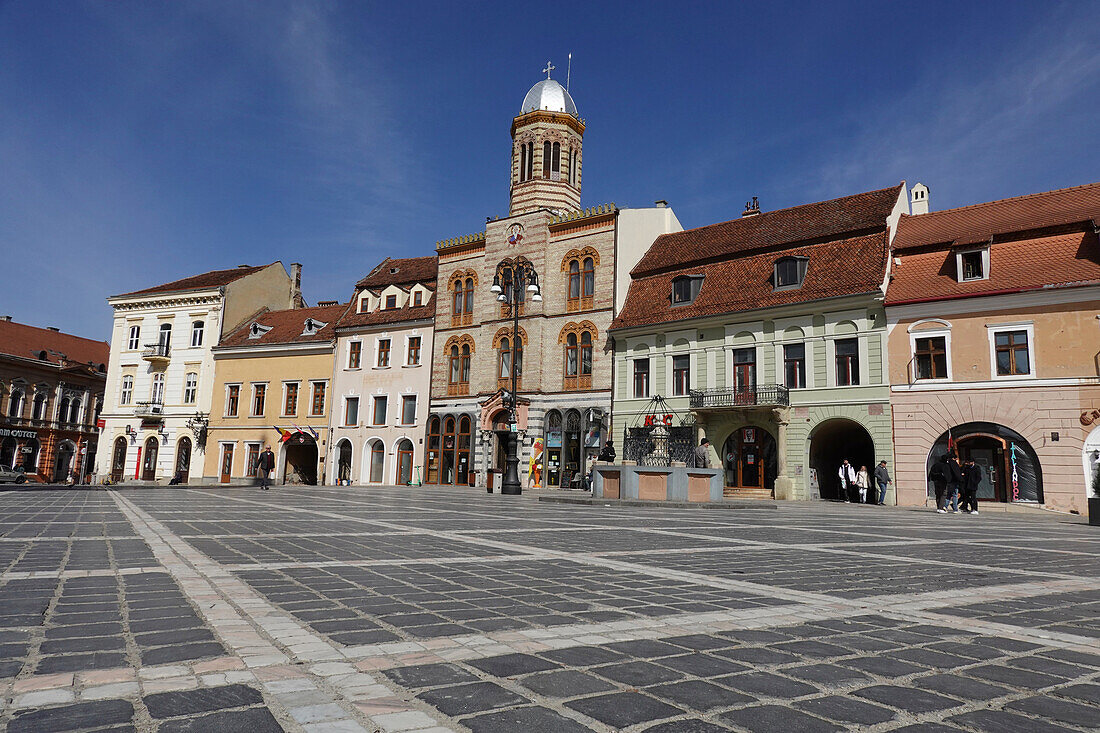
[401,395,417,425]
[344,397,359,427]
[348,341,361,369]
[245,443,260,478]
[995,330,1030,376]
[283,382,299,416]
[784,343,806,388]
[226,385,240,417]
[183,373,198,404]
[672,278,693,304]
[191,321,204,347]
[914,336,948,380]
[251,384,266,416]
[407,336,421,366]
[961,251,985,281]
[413,291,423,306]
[633,358,650,398]
[385,294,397,309]
[128,325,140,350]
[120,376,133,406]
[310,382,326,416]
[672,354,690,396]
[359,297,369,314]
[373,395,388,426]
[835,338,860,386]
[377,339,390,367]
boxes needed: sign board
[642,414,674,427]
[0,427,37,440]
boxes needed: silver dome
[520,79,578,116]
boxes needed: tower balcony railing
[141,343,170,363]
[689,384,789,410]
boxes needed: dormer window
[301,318,328,336]
[248,323,272,339]
[671,275,704,306]
[774,256,808,290]
[385,294,397,309]
[413,291,423,306]
[956,247,989,282]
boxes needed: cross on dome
[542,60,555,79]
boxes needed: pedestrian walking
[838,459,857,503]
[961,458,981,514]
[257,445,275,490]
[856,465,870,504]
[929,455,948,511]
[943,454,962,513]
[873,460,891,505]
[694,438,711,469]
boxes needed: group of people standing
[837,459,892,504]
[928,453,981,514]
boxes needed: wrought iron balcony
[141,343,170,363]
[689,384,789,410]
[133,400,164,417]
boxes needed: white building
[328,256,436,486]
[96,263,298,484]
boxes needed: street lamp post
[490,261,541,495]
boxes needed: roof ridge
[901,181,1100,219]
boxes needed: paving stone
[565,691,683,729]
[416,682,530,716]
[1007,655,1091,679]
[784,663,870,685]
[646,679,755,711]
[157,706,285,732]
[966,664,1065,689]
[714,671,817,698]
[538,646,628,667]
[914,672,1014,699]
[466,653,561,677]
[517,670,616,698]
[1052,682,1100,705]
[662,634,735,651]
[140,642,226,665]
[382,663,480,689]
[1006,695,1100,727]
[593,660,684,686]
[464,705,595,733]
[795,695,896,724]
[642,721,731,733]
[657,653,748,677]
[603,639,687,658]
[854,684,962,713]
[144,683,265,718]
[841,655,928,678]
[720,704,841,733]
[8,699,135,733]
[714,647,800,666]
[947,709,1077,733]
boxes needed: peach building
[885,182,1100,515]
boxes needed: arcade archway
[809,418,875,501]
[282,433,318,485]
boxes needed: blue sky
[2,1,1098,340]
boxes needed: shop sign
[0,427,37,440]
[1081,409,1100,426]
[547,430,562,448]
[642,414,674,427]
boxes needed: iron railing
[689,384,789,409]
[142,343,170,360]
[623,425,697,467]
[133,401,164,417]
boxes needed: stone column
[772,407,794,500]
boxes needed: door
[396,440,413,485]
[141,437,158,481]
[54,446,73,482]
[111,437,127,483]
[959,436,1006,502]
[219,444,234,483]
[733,348,756,404]
[175,437,192,483]
[739,428,762,488]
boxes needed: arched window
[32,392,47,420]
[568,261,580,302]
[457,415,472,485]
[562,249,598,311]
[461,344,471,385]
[569,147,577,186]
[369,441,385,483]
[7,389,24,418]
[426,416,441,484]
[519,143,527,183]
[69,399,82,425]
[551,141,561,179]
[58,397,70,423]
[396,439,414,485]
[543,141,552,179]
[565,333,578,377]
[464,277,474,316]
[561,322,598,390]
[191,320,205,347]
[452,280,464,318]
[582,257,595,298]
[449,345,461,386]
[499,337,511,380]
[581,331,593,376]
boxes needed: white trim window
[282,381,299,417]
[632,358,650,398]
[347,341,362,370]
[250,383,267,417]
[406,336,422,366]
[119,375,134,406]
[183,373,198,404]
[834,338,860,386]
[150,373,165,404]
[372,395,388,426]
[309,381,327,417]
[127,325,141,350]
[344,396,359,427]
[401,394,417,425]
[909,328,952,382]
[988,323,1035,379]
[956,246,990,282]
[225,384,241,417]
[376,338,391,368]
[783,343,806,388]
[190,320,204,347]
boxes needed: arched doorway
[111,437,127,483]
[140,437,158,481]
[544,410,562,486]
[809,418,875,501]
[282,433,318,485]
[928,422,1042,503]
[457,415,472,485]
[54,441,76,482]
[442,416,456,484]
[722,426,777,492]
[335,439,353,484]
[396,439,414,485]
[0,437,15,469]
[22,438,40,475]
[426,416,441,483]
[175,437,192,484]
[491,409,510,474]
[563,410,582,487]
[367,440,385,483]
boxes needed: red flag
[946,427,955,456]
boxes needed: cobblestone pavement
[0,487,1097,732]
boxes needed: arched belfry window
[551,142,561,180]
[525,142,533,181]
[519,143,527,183]
[542,141,552,179]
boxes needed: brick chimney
[290,263,305,308]
[742,196,761,217]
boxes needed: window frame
[774,256,809,290]
[127,325,141,350]
[372,395,388,426]
[672,353,690,396]
[633,357,650,398]
[413,290,423,306]
[225,384,240,417]
[250,382,267,417]
[385,294,397,309]
[671,275,703,306]
[834,338,861,387]
[406,336,421,366]
[913,334,950,381]
[956,246,990,282]
[376,338,391,368]
[150,373,165,404]
[183,372,198,404]
[309,381,327,416]
[347,341,362,370]
[245,442,261,478]
[190,320,204,348]
[987,323,1035,380]
[401,394,417,426]
[344,396,359,427]
[120,375,134,406]
[783,343,806,389]
[282,381,299,417]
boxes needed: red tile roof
[612,232,888,330]
[0,320,109,370]
[886,182,1100,305]
[335,302,436,330]
[113,264,272,298]
[217,304,349,348]
[885,229,1100,305]
[892,181,1100,251]
[632,184,903,276]
[356,256,438,290]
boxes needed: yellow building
[204,304,346,485]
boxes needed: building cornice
[110,292,223,312]
[511,110,586,136]
[212,342,334,359]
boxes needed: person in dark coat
[873,460,891,505]
[961,458,981,514]
[597,440,616,462]
[257,445,276,490]
[929,455,949,512]
[942,454,963,513]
